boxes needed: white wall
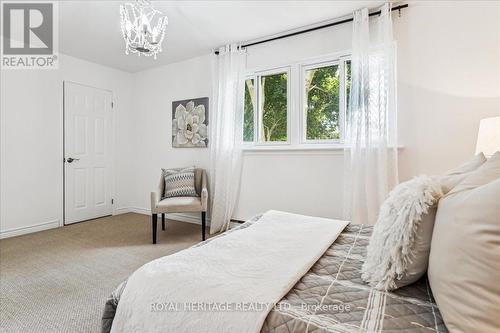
[128,1,499,222]
[396,1,500,180]
[0,54,134,237]
[236,1,500,220]
[2,1,499,236]
[233,22,352,219]
[125,21,354,221]
[124,55,212,220]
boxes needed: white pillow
[437,152,486,193]
[447,151,500,194]
[362,175,442,290]
[362,153,487,291]
[428,178,500,332]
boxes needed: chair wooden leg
[161,213,165,231]
[152,214,157,244]
[201,212,206,241]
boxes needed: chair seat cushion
[157,196,202,213]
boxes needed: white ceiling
[59,1,384,73]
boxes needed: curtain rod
[214,3,408,55]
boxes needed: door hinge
[111,199,114,205]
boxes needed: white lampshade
[475,116,500,157]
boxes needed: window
[244,70,289,143]
[259,72,288,142]
[304,64,341,141]
[242,55,350,148]
[303,59,351,143]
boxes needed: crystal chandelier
[120,0,168,59]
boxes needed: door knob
[66,157,80,163]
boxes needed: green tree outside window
[243,60,351,144]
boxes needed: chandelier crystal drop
[120,0,168,59]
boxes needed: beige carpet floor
[0,213,205,333]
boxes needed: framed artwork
[172,97,209,148]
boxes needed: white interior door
[64,82,113,224]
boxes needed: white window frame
[300,59,345,145]
[242,51,351,150]
[243,76,258,144]
[249,66,292,146]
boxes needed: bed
[102,214,447,333]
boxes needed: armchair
[150,168,208,244]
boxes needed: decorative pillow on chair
[162,167,197,199]
[362,153,487,291]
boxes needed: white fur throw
[362,175,443,291]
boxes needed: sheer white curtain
[209,44,246,234]
[344,3,398,225]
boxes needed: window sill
[241,145,404,155]
[242,144,344,151]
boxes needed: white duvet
[111,210,348,333]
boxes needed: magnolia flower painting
[172,98,209,148]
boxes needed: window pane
[260,73,288,142]
[244,78,255,142]
[305,65,340,140]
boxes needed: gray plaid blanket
[102,217,447,333]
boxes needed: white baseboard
[114,207,210,226]
[0,219,60,239]
[168,212,210,226]
[114,207,132,215]
[0,208,210,240]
